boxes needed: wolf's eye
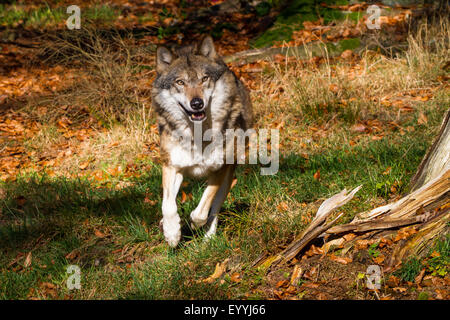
[201,76,209,83]
[176,80,185,86]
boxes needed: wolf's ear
[156,46,173,73]
[198,36,217,60]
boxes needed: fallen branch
[354,170,449,223]
[326,211,438,235]
[223,39,363,65]
[259,186,362,269]
[321,110,450,268]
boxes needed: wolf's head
[152,36,227,123]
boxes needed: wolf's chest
[169,141,224,178]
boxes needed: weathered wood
[272,212,344,266]
[263,169,449,267]
[410,109,450,191]
[256,108,449,270]
[303,186,362,235]
[260,186,361,268]
[387,210,450,267]
[353,169,450,222]
[326,212,437,234]
[320,112,450,266]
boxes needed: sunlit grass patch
[128,235,235,299]
[0,3,120,28]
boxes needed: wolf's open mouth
[179,103,206,122]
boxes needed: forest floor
[0,0,449,300]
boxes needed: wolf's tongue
[191,112,205,121]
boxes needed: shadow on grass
[1,129,431,250]
[0,167,160,247]
[0,128,433,299]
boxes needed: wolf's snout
[190,98,204,110]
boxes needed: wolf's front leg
[190,165,235,232]
[161,165,183,247]
[204,165,235,239]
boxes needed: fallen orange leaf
[94,229,106,238]
[24,252,32,268]
[276,201,289,211]
[329,254,352,265]
[313,170,320,180]
[78,161,90,170]
[200,258,229,283]
[417,112,428,125]
[230,273,241,283]
[181,191,187,204]
[373,254,385,264]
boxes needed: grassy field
[0,2,449,300]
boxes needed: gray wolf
[151,36,253,247]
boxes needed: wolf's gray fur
[151,36,253,247]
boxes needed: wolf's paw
[203,231,216,242]
[162,216,181,247]
[165,234,180,248]
[190,211,208,229]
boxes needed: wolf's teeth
[191,112,206,121]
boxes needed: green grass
[394,235,449,283]
[426,235,450,277]
[0,111,443,299]
[0,3,119,28]
[127,236,235,299]
[395,257,422,282]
